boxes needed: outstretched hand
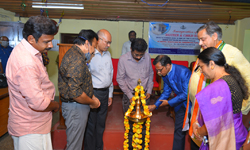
[159,100,169,107]
[146,93,151,99]
[148,105,156,112]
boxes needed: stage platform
[51,94,191,150]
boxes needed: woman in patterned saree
[192,47,248,150]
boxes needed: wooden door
[57,44,73,129]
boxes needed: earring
[211,66,214,70]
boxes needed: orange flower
[145,138,150,143]
[132,97,136,101]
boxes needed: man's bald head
[97,29,112,53]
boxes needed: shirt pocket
[138,67,149,79]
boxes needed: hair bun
[224,63,228,69]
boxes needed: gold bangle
[196,131,201,137]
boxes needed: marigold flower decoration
[123,85,151,150]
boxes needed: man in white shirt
[121,30,136,56]
[84,29,113,150]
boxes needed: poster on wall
[148,22,203,55]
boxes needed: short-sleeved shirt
[58,45,93,102]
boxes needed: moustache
[45,48,51,50]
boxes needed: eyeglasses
[100,38,111,45]
[194,66,200,72]
[91,52,95,56]
[132,52,144,57]
[156,67,164,73]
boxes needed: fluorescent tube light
[32,2,84,9]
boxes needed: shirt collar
[167,64,173,75]
[74,45,86,58]
[21,38,41,56]
[95,48,107,56]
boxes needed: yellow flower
[124,133,128,139]
[138,122,144,125]
[136,128,142,134]
[129,105,134,110]
[141,99,146,104]
[131,101,135,105]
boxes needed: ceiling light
[32,2,84,9]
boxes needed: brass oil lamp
[127,79,152,123]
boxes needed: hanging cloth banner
[148,22,203,55]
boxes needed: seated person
[192,47,248,150]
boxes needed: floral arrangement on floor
[123,85,151,150]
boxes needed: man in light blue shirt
[84,29,113,150]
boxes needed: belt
[93,87,109,91]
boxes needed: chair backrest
[112,58,119,86]
[112,58,189,87]
[172,60,189,68]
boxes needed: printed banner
[148,22,203,55]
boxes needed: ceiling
[1,0,250,24]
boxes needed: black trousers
[84,88,109,150]
[172,105,186,150]
[190,138,200,150]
